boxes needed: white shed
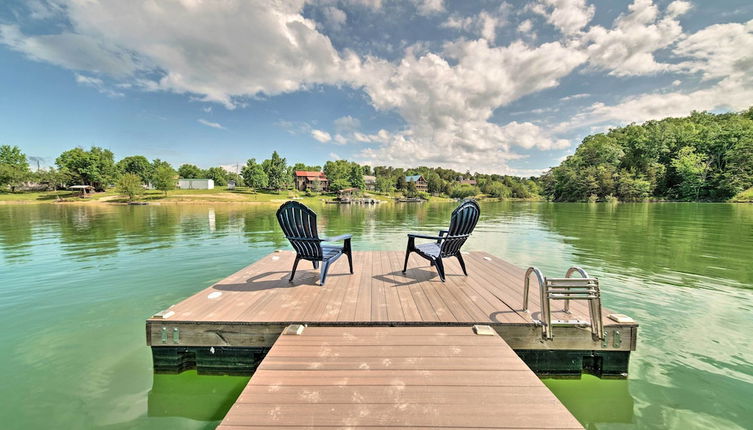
[178,179,214,190]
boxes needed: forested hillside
[542,108,753,202]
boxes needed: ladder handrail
[522,266,545,312]
[563,266,589,313]
[522,266,605,341]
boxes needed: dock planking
[147,251,637,376]
[216,326,584,429]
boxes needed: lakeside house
[458,179,477,186]
[294,171,328,191]
[178,179,214,189]
[405,174,428,192]
[364,175,376,190]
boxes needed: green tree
[323,160,352,183]
[349,164,365,189]
[177,164,203,179]
[483,181,511,198]
[405,182,418,198]
[241,158,268,190]
[672,146,708,200]
[263,151,287,190]
[720,137,753,197]
[0,145,30,192]
[32,168,69,191]
[425,172,445,194]
[328,178,351,192]
[376,176,393,193]
[205,167,228,186]
[396,175,407,190]
[116,173,144,201]
[152,165,177,196]
[56,146,118,191]
[117,155,152,184]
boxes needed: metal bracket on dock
[172,327,180,344]
[523,266,605,341]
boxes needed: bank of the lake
[0,202,751,429]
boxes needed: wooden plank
[216,326,583,429]
[148,251,637,353]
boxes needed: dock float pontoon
[147,251,638,378]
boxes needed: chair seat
[416,242,440,259]
[321,244,344,261]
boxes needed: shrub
[449,184,478,199]
[116,173,144,202]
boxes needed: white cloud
[333,115,361,133]
[0,1,360,109]
[667,1,692,18]
[322,6,347,30]
[0,24,140,77]
[413,0,445,16]
[532,0,595,35]
[355,38,583,171]
[559,93,590,101]
[518,19,533,34]
[582,0,685,76]
[329,152,341,160]
[198,119,225,129]
[559,19,753,130]
[311,129,332,142]
[333,134,349,145]
[74,73,124,97]
[441,5,509,43]
[673,19,753,80]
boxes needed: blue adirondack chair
[276,201,353,285]
[402,199,480,282]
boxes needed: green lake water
[0,202,751,429]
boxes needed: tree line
[0,145,540,200]
[542,107,753,202]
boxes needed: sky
[1,0,752,176]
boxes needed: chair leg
[319,260,331,285]
[434,258,446,282]
[312,261,319,269]
[289,256,301,282]
[456,253,468,276]
[402,245,412,273]
[346,251,354,274]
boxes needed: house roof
[406,175,424,182]
[363,175,376,182]
[295,171,327,179]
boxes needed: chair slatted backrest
[276,201,322,259]
[440,200,480,257]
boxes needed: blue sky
[1,0,752,175]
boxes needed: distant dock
[147,250,637,377]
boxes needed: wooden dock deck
[216,326,584,429]
[147,251,637,377]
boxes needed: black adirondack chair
[276,201,353,285]
[402,199,480,282]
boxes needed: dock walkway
[217,325,584,429]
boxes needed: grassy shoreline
[0,188,457,205]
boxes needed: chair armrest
[438,230,449,236]
[321,234,352,242]
[407,232,443,240]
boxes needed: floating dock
[216,325,584,429]
[147,251,637,377]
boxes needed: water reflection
[148,371,248,421]
[0,202,752,429]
